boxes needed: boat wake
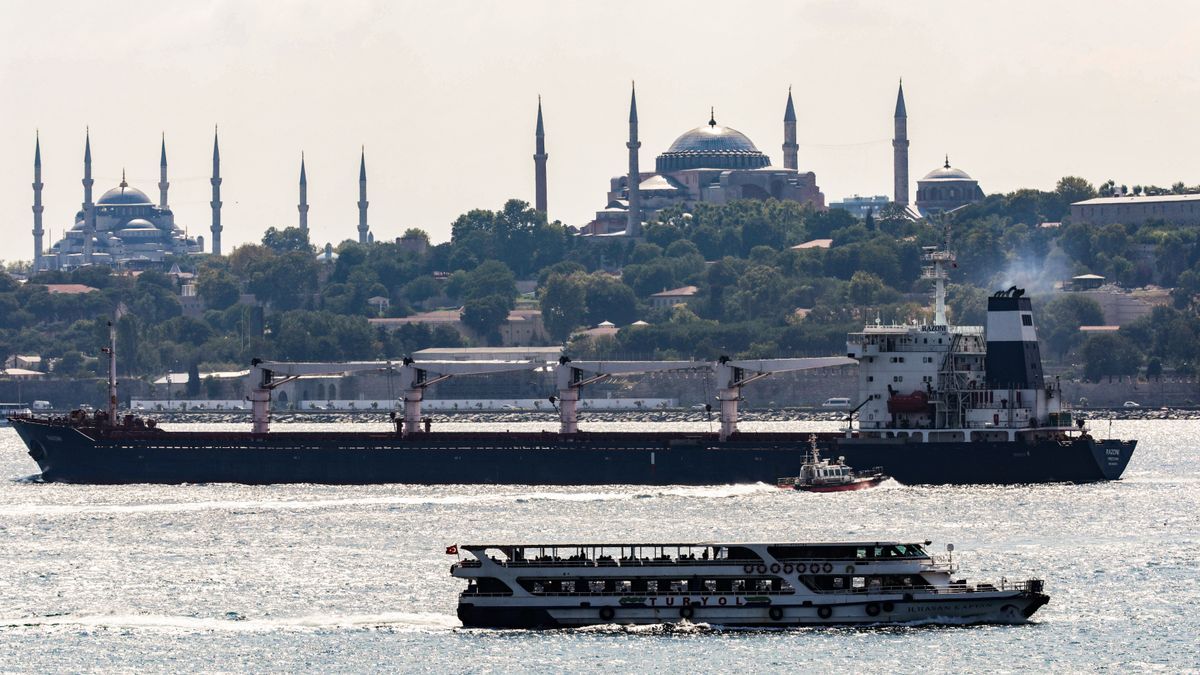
[0,484,779,517]
[0,611,460,633]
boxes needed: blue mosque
[32,131,210,271]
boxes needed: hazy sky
[2,1,1199,261]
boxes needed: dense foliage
[4,177,1200,384]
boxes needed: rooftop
[792,239,833,250]
[1072,193,1200,206]
[651,285,699,298]
[43,284,99,295]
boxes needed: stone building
[914,156,984,215]
[35,132,205,271]
[1070,193,1200,227]
[580,88,825,236]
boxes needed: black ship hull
[10,418,1135,485]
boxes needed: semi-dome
[98,184,152,205]
[656,115,771,172]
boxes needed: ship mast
[921,220,955,326]
[102,320,118,425]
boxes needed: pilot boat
[777,436,888,492]
[449,540,1049,628]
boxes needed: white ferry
[450,540,1048,628]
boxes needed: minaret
[782,87,798,171]
[893,80,910,206]
[533,96,548,215]
[82,129,95,263]
[32,133,44,269]
[158,134,169,209]
[210,127,223,255]
[298,153,309,232]
[357,147,369,244]
[626,83,642,237]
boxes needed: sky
[2,1,1199,261]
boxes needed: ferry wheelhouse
[451,540,1048,628]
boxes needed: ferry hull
[457,592,1050,628]
[11,418,1135,485]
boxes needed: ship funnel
[983,287,1044,390]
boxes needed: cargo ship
[7,248,1136,485]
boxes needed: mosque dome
[98,182,152,205]
[921,158,974,182]
[667,124,760,154]
[656,115,771,172]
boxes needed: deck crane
[396,358,544,436]
[713,356,857,440]
[248,359,398,433]
[554,357,706,434]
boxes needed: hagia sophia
[27,82,985,269]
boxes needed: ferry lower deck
[11,418,1135,485]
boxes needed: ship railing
[457,556,940,569]
[812,579,1043,596]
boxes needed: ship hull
[457,592,1050,628]
[10,418,1135,485]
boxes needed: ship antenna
[922,214,956,326]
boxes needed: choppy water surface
[0,419,1197,672]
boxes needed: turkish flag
[445,545,458,555]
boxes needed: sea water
[0,419,1196,673]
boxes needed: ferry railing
[455,555,949,570]
[458,579,1044,598]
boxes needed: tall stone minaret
[782,87,798,171]
[158,134,169,209]
[82,129,95,263]
[533,96,548,215]
[626,83,642,237]
[210,127,223,255]
[298,153,309,232]
[32,133,44,270]
[893,80,910,207]
[357,147,369,244]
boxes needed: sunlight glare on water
[0,420,1196,672]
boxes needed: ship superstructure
[848,247,1073,444]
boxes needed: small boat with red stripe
[777,436,889,492]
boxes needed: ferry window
[856,548,867,559]
[867,376,874,382]
[1022,314,1033,326]
[833,577,845,589]
[852,577,866,589]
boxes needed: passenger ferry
[450,540,1049,628]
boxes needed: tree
[540,273,588,341]
[197,269,240,311]
[1038,295,1105,358]
[1082,333,1142,381]
[461,295,512,344]
[185,362,201,397]
[262,226,314,254]
[583,275,637,326]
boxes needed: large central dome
[98,183,152,205]
[656,117,771,172]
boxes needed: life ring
[882,601,895,613]
[817,605,833,620]
[599,606,615,621]
[822,563,833,574]
[755,564,767,574]
[865,602,881,617]
[796,563,807,574]
[679,606,694,619]
[783,564,794,575]
[769,607,784,621]
[769,563,782,574]
[742,564,754,574]
[845,565,855,575]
